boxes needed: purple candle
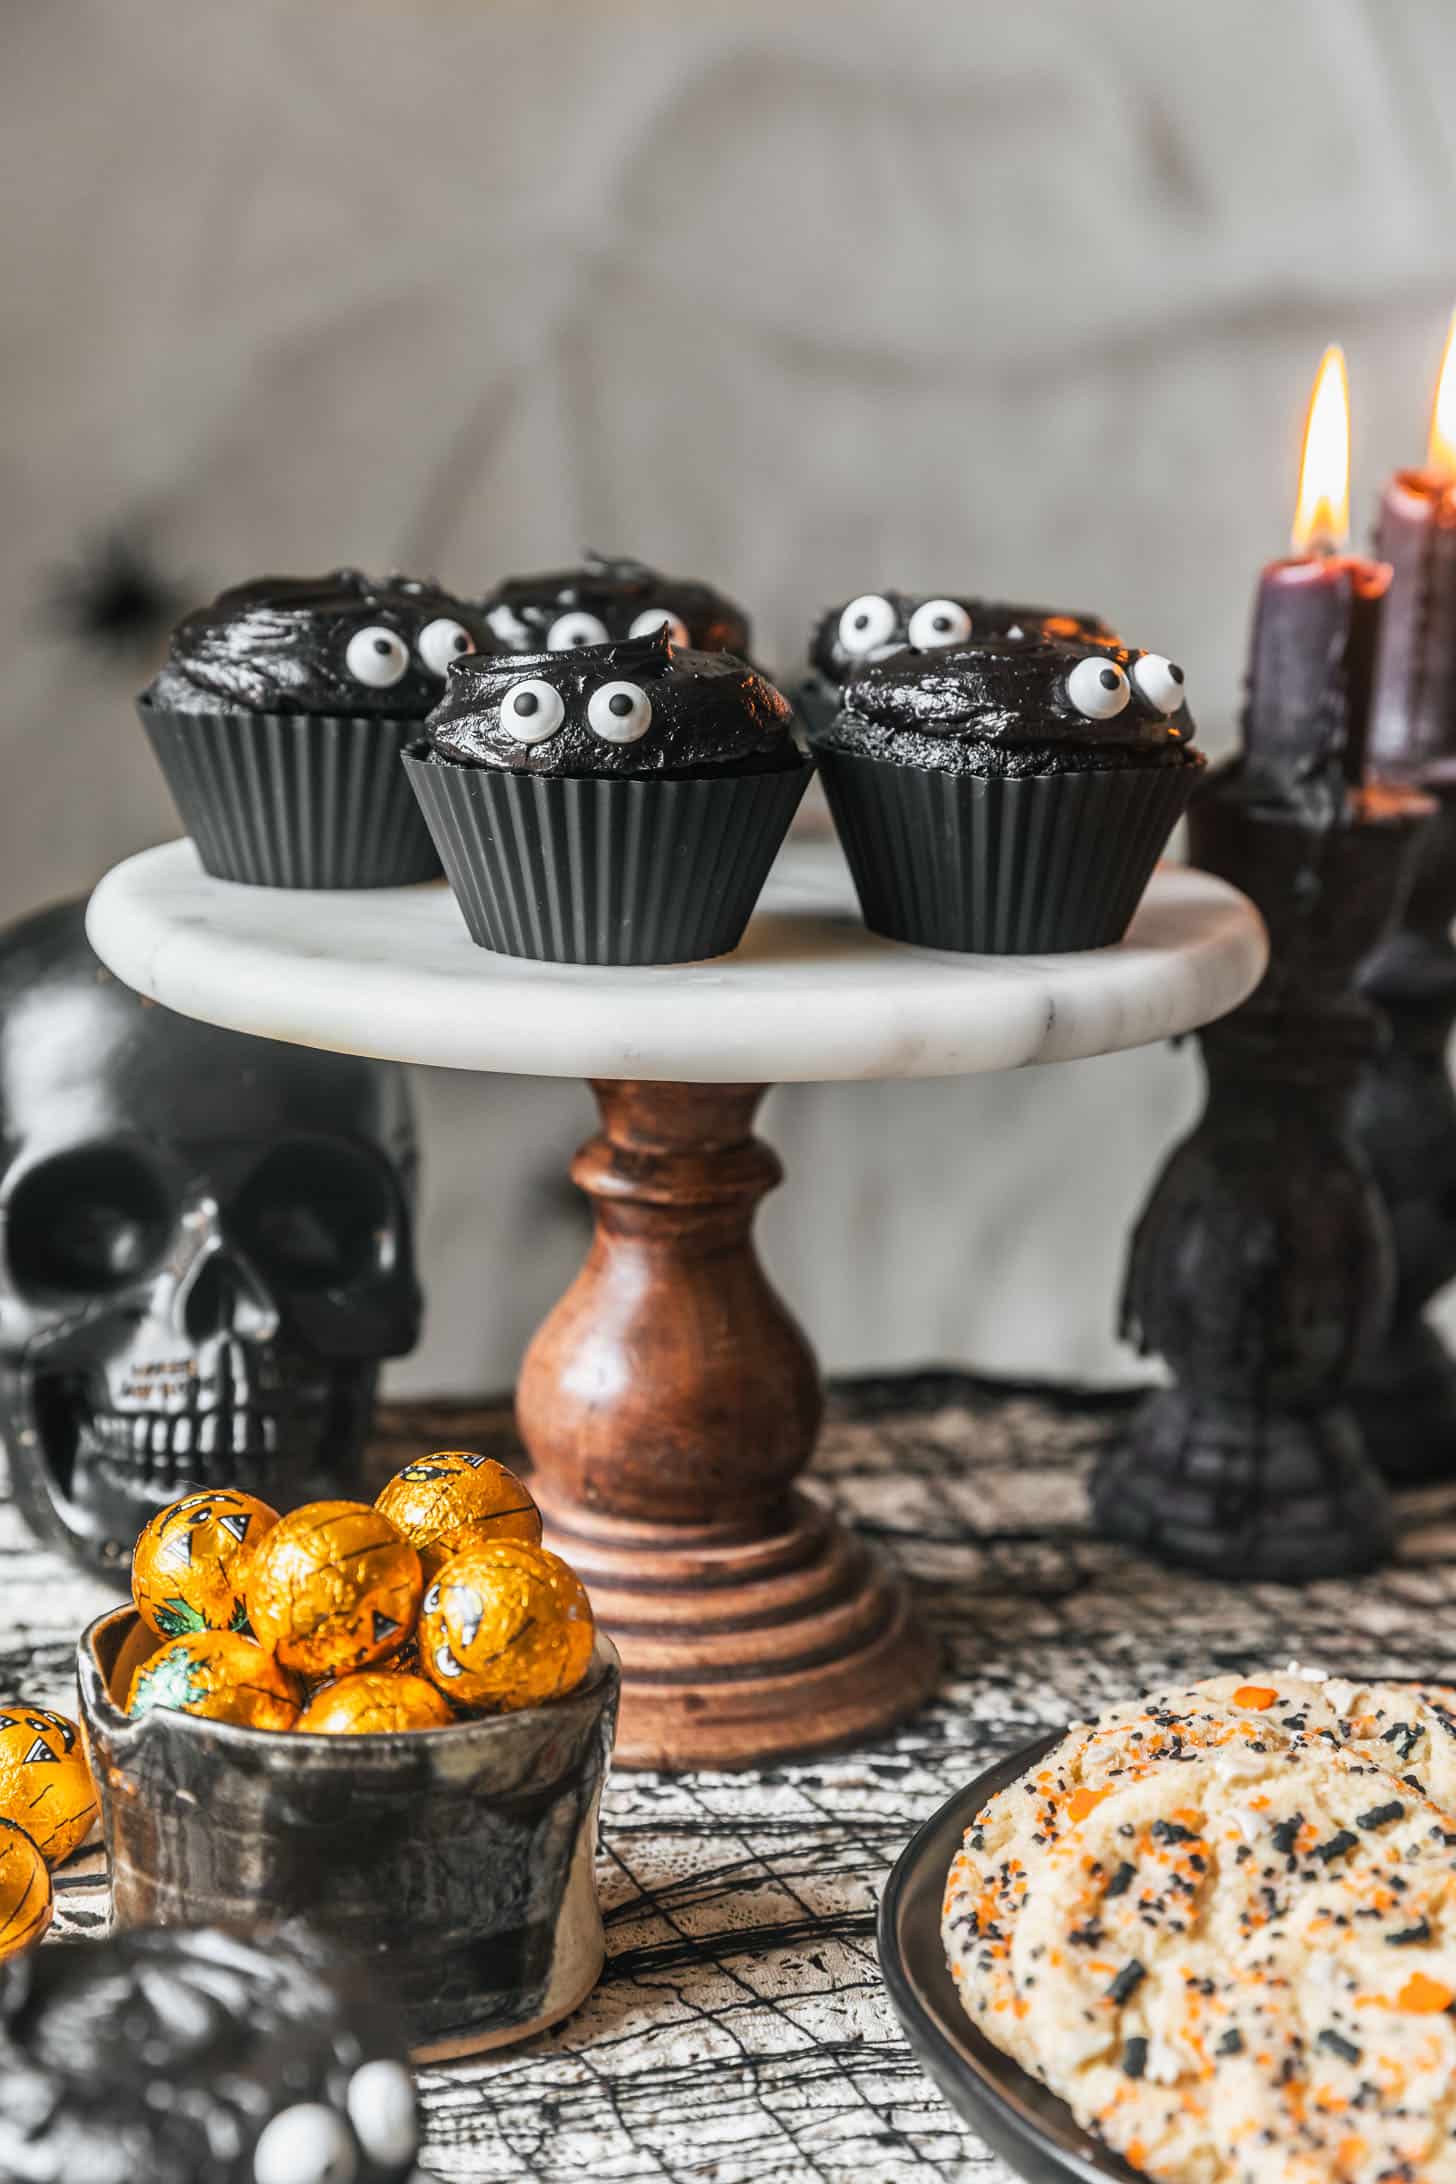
[1367,312,1456,778]
[1243,347,1390,795]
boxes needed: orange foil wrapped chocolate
[0,1705,96,1864]
[131,1488,280,1640]
[0,1820,50,1959]
[375,1451,541,1582]
[420,1540,594,1712]
[297,1671,454,1735]
[244,1501,422,1680]
[125,1632,302,1731]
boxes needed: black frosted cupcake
[138,571,495,888]
[404,628,811,963]
[481,553,753,661]
[814,633,1203,953]
[796,591,1111,735]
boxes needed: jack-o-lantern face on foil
[0,1923,419,2184]
[0,902,420,1576]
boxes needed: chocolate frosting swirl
[424,629,800,778]
[822,635,1200,778]
[807,593,1110,686]
[481,554,752,658]
[143,570,495,717]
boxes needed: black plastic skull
[0,901,421,1576]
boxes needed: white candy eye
[432,1642,464,1680]
[1132,653,1187,715]
[422,1581,441,1615]
[253,2103,357,2184]
[344,627,410,690]
[587,681,652,744]
[346,2060,417,2167]
[546,610,609,651]
[1067,656,1131,720]
[628,607,690,648]
[501,679,566,744]
[837,595,898,657]
[486,602,532,648]
[417,617,475,676]
[907,599,972,650]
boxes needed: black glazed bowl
[79,1604,620,2060]
[877,1733,1140,2184]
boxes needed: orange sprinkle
[1397,1971,1455,2014]
[1067,1787,1110,1823]
[1336,2137,1367,2170]
[1232,1684,1278,1710]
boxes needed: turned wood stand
[85,836,1265,1768]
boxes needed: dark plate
[877,1735,1140,2184]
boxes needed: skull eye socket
[6,1146,172,1297]
[233,1142,393,1290]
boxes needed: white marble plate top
[86,837,1266,1084]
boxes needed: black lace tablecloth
[10,1372,1456,2184]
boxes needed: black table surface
[11,1371,1456,2184]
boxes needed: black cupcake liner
[817,746,1199,953]
[403,751,812,963]
[138,700,442,889]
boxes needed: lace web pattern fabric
[8,1374,1456,2183]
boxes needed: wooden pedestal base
[517,1080,937,1772]
[535,1482,935,1771]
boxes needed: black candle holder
[1093,770,1433,1580]
[1350,789,1456,1483]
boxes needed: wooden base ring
[537,1483,938,1771]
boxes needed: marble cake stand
[87,837,1266,1771]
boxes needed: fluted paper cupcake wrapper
[138,701,442,889]
[404,752,813,963]
[818,747,1199,953]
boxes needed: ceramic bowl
[78,1604,620,2059]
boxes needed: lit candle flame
[1290,345,1350,555]
[1427,308,1456,479]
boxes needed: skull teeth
[84,1406,291,1483]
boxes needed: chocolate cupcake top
[144,570,495,717]
[481,554,752,659]
[823,634,1199,777]
[808,592,1110,687]
[424,629,800,779]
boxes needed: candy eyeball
[1132,653,1187,715]
[346,2059,418,2167]
[344,627,410,689]
[907,599,972,650]
[501,679,566,744]
[1067,656,1131,720]
[417,617,475,677]
[628,607,690,647]
[587,680,653,744]
[252,2101,357,2184]
[837,594,898,657]
[546,610,609,651]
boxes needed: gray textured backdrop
[7,0,1456,1393]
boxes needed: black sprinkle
[1150,1819,1196,1844]
[1383,1722,1421,1763]
[1122,2037,1148,2080]
[1386,1919,1432,1946]
[1271,1815,1304,1855]
[1106,1960,1146,2005]
[1217,2028,1244,2055]
[1357,1802,1405,1830]
[1104,1863,1136,1899]
[1313,1830,1359,1865]
[1319,2028,1362,2065]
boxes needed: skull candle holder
[0,901,421,1576]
